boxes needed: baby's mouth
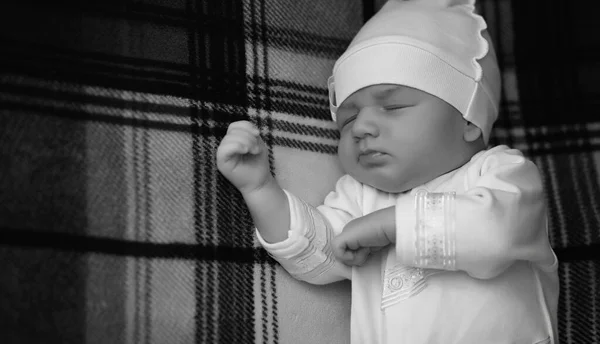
[363,151,383,157]
[358,149,388,164]
[359,148,384,157]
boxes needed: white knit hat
[328,0,501,143]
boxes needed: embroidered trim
[414,190,457,270]
[381,265,439,309]
[286,200,336,280]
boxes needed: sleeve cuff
[255,189,311,259]
[396,189,458,270]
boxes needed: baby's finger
[223,133,262,155]
[217,139,250,161]
[228,128,266,155]
[348,247,371,266]
[227,120,260,136]
[335,247,370,266]
[227,127,260,145]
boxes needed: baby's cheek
[337,140,355,169]
[337,138,353,157]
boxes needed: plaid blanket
[0,0,598,343]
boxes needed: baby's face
[336,84,479,193]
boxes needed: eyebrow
[338,85,408,111]
[372,85,406,100]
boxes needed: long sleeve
[395,146,558,279]
[256,175,364,284]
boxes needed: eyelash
[340,105,408,128]
[341,115,357,128]
[384,105,406,111]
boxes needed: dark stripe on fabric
[269,119,338,140]
[487,0,511,148]
[261,263,270,344]
[535,156,563,249]
[271,262,279,343]
[7,1,239,30]
[199,1,257,343]
[268,89,328,111]
[142,110,153,344]
[261,1,279,340]
[568,153,597,247]
[189,0,212,342]
[0,226,271,263]
[133,123,143,344]
[362,0,375,22]
[57,1,349,59]
[512,2,597,126]
[0,112,86,342]
[0,227,597,262]
[266,78,330,97]
[549,154,592,248]
[215,177,258,342]
[249,1,273,342]
[576,153,600,242]
[0,100,195,135]
[0,247,86,343]
[1,37,190,73]
[255,26,349,58]
[0,40,247,103]
[1,75,332,123]
[558,261,600,344]
[3,97,599,159]
[13,93,600,156]
[273,136,338,155]
[0,82,196,119]
[524,145,600,157]
[7,74,600,152]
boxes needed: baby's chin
[353,173,415,194]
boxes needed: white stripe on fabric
[544,155,569,247]
[569,154,593,245]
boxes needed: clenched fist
[332,207,396,266]
[216,121,272,194]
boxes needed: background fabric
[0,0,598,343]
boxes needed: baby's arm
[394,147,557,279]
[332,148,557,278]
[217,121,353,283]
[216,120,289,243]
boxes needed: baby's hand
[332,207,396,266]
[216,121,271,194]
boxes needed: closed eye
[384,105,409,111]
[341,114,357,128]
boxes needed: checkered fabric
[0,1,598,343]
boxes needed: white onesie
[257,145,559,344]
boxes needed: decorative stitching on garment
[381,265,440,309]
[286,200,336,281]
[533,337,551,344]
[414,190,457,270]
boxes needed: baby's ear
[463,122,482,142]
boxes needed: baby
[217,0,559,342]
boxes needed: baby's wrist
[240,175,278,199]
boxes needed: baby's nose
[351,109,380,139]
